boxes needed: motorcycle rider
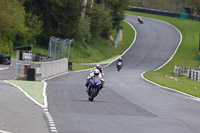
[116,57,123,67]
[138,16,143,23]
[89,64,104,78]
[85,65,105,91]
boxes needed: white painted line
[43,108,48,111]
[0,67,9,71]
[141,72,200,102]
[51,130,58,132]
[42,81,48,108]
[0,130,12,133]
[50,124,56,127]
[43,108,58,132]
[4,80,45,108]
[50,127,56,130]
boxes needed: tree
[78,16,91,42]
[104,0,131,29]
[0,0,26,53]
[24,0,83,46]
[89,4,113,39]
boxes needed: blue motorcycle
[87,76,102,101]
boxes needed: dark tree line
[131,0,200,13]
[0,0,131,53]
[24,0,131,47]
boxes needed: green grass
[72,64,95,71]
[70,20,135,70]
[70,21,135,63]
[126,11,200,98]
[145,76,200,98]
[6,80,45,105]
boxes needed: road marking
[0,130,12,133]
[141,72,200,102]
[43,108,58,133]
[0,67,8,71]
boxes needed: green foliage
[14,12,43,46]
[24,0,82,46]
[0,0,26,53]
[70,21,134,63]
[0,35,13,53]
[0,0,43,53]
[78,16,91,42]
[0,0,27,36]
[89,4,113,39]
[105,0,131,29]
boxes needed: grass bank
[70,21,135,63]
[126,11,200,98]
[71,21,135,70]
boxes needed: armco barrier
[128,6,200,21]
[128,6,180,18]
[31,58,68,80]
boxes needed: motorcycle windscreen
[90,76,102,86]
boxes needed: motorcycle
[117,61,123,71]
[87,76,102,101]
[138,18,144,24]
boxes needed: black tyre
[89,97,93,101]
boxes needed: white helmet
[94,69,100,76]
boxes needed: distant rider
[138,16,143,23]
[116,57,123,67]
[138,16,141,21]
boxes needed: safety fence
[128,6,200,22]
[174,65,200,81]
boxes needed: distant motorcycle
[138,18,144,24]
[117,61,123,71]
[87,76,102,101]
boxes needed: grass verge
[126,11,200,98]
[6,80,44,105]
[71,21,135,70]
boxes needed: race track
[46,15,200,133]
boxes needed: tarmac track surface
[0,60,49,133]
[46,15,200,133]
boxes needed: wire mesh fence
[47,36,73,61]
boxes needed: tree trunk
[82,0,87,17]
